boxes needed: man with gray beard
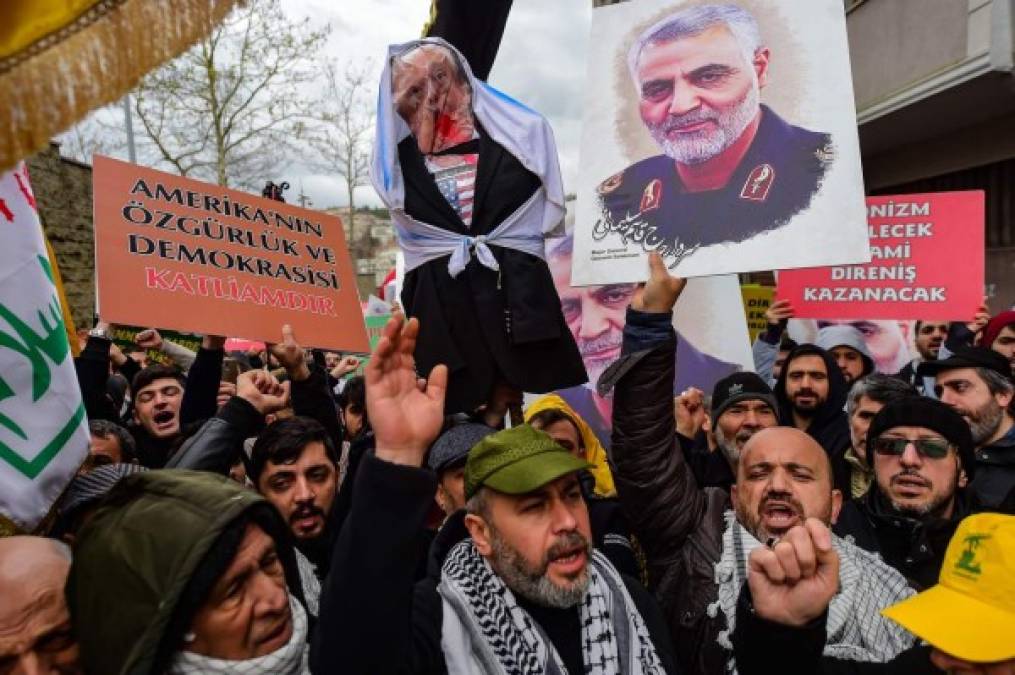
[833,397,978,590]
[675,372,779,490]
[919,347,1015,509]
[595,3,833,255]
[311,314,677,674]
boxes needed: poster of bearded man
[571,0,870,284]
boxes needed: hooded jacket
[774,344,852,494]
[66,470,306,675]
[815,326,875,380]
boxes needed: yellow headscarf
[525,394,616,497]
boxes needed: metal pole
[123,95,137,163]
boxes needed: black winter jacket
[311,454,679,674]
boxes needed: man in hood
[774,343,852,494]
[67,470,310,675]
[816,325,875,385]
[834,397,977,590]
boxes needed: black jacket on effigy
[310,453,679,674]
[398,127,586,416]
[774,344,852,495]
[833,486,974,591]
[731,586,938,675]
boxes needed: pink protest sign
[778,191,984,320]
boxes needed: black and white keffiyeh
[709,510,917,673]
[437,539,664,675]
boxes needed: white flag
[0,163,88,533]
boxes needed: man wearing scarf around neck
[67,470,312,675]
[311,313,677,674]
[601,253,918,675]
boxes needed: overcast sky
[284,0,592,208]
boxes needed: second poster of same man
[571,0,871,284]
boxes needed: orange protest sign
[93,155,369,352]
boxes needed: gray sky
[284,0,592,209]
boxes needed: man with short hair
[311,315,677,674]
[596,4,833,255]
[834,397,977,590]
[843,375,916,499]
[0,537,80,674]
[81,418,137,473]
[816,325,875,385]
[920,346,1015,508]
[601,253,915,674]
[67,470,311,675]
[896,320,948,395]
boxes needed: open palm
[366,314,448,467]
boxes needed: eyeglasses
[872,437,951,459]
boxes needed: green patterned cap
[463,424,593,501]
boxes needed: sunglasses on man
[872,437,951,459]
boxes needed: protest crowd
[3,1,1015,675]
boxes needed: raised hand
[330,355,361,379]
[765,298,795,327]
[268,324,310,382]
[674,387,706,439]
[236,369,290,416]
[135,328,164,351]
[216,381,237,410]
[967,301,991,336]
[631,252,687,314]
[746,518,840,627]
[366,314,447,467]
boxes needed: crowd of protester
[2,254,1014,674]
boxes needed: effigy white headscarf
[370,37,565,277]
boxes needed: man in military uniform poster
[594,3,834,264]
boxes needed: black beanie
[867,397,975,478]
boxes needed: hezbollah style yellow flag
[0,0,243,172]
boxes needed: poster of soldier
[571,0,871,284]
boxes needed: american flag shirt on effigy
[425,152,479,228]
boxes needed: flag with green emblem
[0,162,88,534]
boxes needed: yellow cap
[881,513,1015,663]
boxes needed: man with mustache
[595,4,833,256]
[601,253,914,674]
[919,347,1015,509]
[775,344,853,495]
[311,314,677,674]
[896,320,949,395]
[834,396,978,590]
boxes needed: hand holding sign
[632,252,687,314]
[134,328,164,352]
[268,324,310,382]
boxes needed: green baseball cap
[464,424,593,501]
